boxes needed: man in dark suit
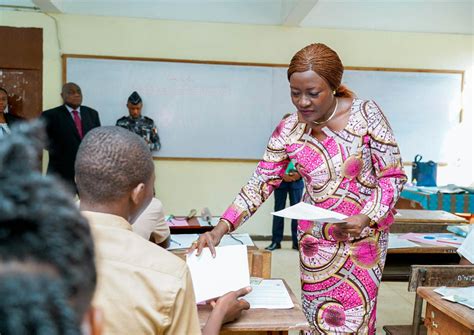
[42,82,101,192]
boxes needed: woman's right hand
[188,221,229,257]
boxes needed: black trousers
[271,184,303,247]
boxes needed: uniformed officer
[116,91,161,151]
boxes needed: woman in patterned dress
[192,43,407,334]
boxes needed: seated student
[0,122,100,334]
[458,228,474,265]
[133,196,171,248]
[75,126,250,335]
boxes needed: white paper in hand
[187,245,250,303]
[272,202,347,222]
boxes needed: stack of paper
[245,279,294,309]
[187,245,250,303]
[434,286,474,309]
[272,202,347,222]
[168,233,254,250]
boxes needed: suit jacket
[42,105,100,188]
[4,113,23,126]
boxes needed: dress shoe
[265,242,281,251]
[292,244,298,250]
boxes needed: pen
[437,239,462,245]
[170,238,181,246]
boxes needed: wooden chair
[383,265,474,335]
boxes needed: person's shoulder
[271,112,300,139]
[128,233,188,278]
[43,105,66,115]
[5,113,23,124]
[116,116,129,123]
[143,116,155,124]
[356,99,384,117]
[81,105,99,114]
[148,197,163,209]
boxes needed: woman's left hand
[333,214,371,239]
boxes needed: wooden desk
[418,287,474,335]
[198,279,309,334]
[391,209,468,233]
[168,216,215,234]
[384,233,460,281]
[387,234,458,255]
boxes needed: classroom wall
[1,10,472,236]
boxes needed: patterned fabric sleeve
[220,117,294,230]
[359,101,407,230]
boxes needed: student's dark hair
[0,87,7,95]
[75,126,154,203]
[0,121,96,319]
[0,264,81,335]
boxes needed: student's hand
[332,214,371,239]
[210,286,251,324]
[188,221,228,257]
[202,287,252,335]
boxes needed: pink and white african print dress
[221,99,407,334]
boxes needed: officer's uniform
[116,115,161,151]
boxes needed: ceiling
[1,0,473,35]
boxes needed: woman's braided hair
[287,43,355,98]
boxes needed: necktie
[72,110,83,139]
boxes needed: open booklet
[272,202,347,222]
[245,279,294,309]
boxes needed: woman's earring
[333,90,336,95]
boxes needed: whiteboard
[342,70,462,163]
[66,57,462,162]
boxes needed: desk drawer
[424,303,473,335]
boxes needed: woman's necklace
[312,98,338,125]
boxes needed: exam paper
[434,286,474,309]
[399,233,465,247]
[187,245,250,303]
[168,234,199,250]
[167,233,254,250]
[272,202,347,222]
[244,279,294,309]
[220,233,254,247]
[388,234,419,249]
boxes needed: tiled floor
[254,240,416,334]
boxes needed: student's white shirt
[458,228,474,264]
[133,197,170,244]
